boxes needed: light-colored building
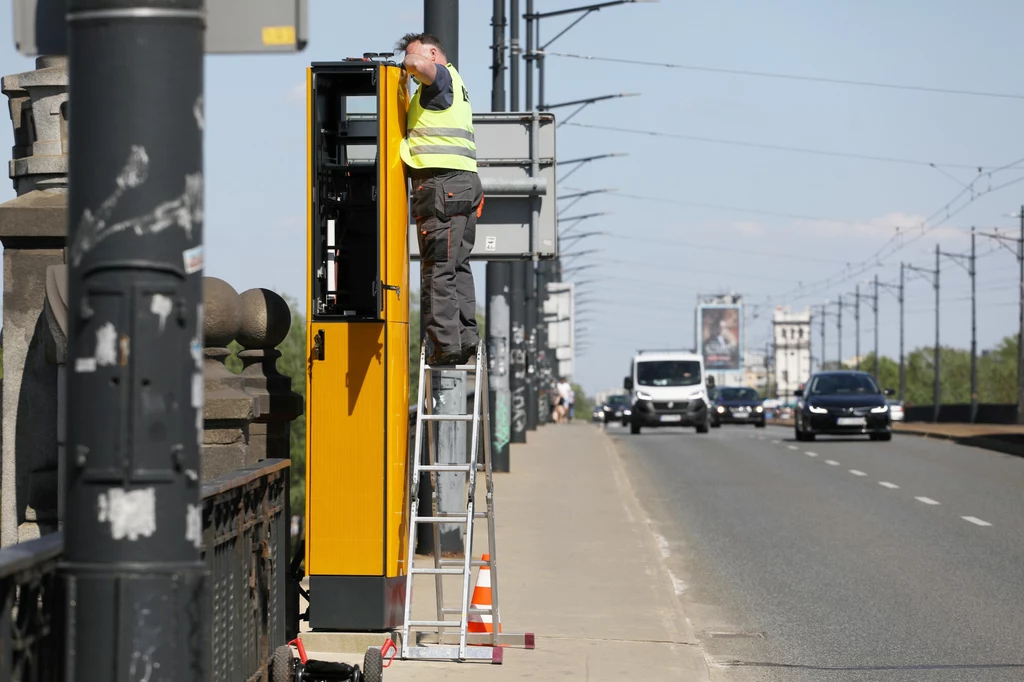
[773,306,812,401]
[743,349,767,391]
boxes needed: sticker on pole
[183,245,204,274]
[485,236,497,252]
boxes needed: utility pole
[1018,206,1024,424]
[940,231,978,423]
[899,263,905,402]
[907,249,941,421]
[64,0,207,678]
[486,0,511,470]
[872,275,879,381]
[821,304,827,370]
[854,284,861,371]
[424,0,468,553]
[837,295,843,369]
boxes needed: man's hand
[403,53,437,86]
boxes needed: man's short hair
[396,32,447,56]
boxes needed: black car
[710,387,766,428]
[794,370,894,442]
[601,394,631,424]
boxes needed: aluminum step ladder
[400,341,534,663]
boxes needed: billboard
[698,305,742,372]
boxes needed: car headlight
[623,409,632,416]
[755,405,763,413]
[716,406,725,413]
[809,404,828,414]
[636,390,653,401]
[870,405,889,413]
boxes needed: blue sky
[2,1,1024,394]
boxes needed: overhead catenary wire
[543,51,1024,101]
[564,122,1009,171]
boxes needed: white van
[623,350,711,435]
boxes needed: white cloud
[791,211,966,243]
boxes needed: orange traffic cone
[467,554,501,635]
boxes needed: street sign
[12,0,308,55]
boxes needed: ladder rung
[421,414,474,422]
[410,567,466,575]
[408,620,466,628]
[439,559,490,567]
[424,363,478,371]
[441,607,492,615]
[415,516,469,523]
[418,464,483,472]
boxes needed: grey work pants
[412,170,483,354]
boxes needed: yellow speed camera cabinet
[305,60,410,631]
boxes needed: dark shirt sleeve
[418,64,454,111]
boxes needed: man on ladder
[398,33,483,367]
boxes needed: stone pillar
[202,277,257,480]
[0,57,69,547]
[236,288,303,462]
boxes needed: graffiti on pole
[493,391,511,453]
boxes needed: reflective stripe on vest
[400,64,477,172]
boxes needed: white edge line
[962,516,992,527]
[915,496,940,505]
[878,481,900,489]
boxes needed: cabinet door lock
[313,329,325,361]
[382,284,401,300]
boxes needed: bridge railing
[0,458,292,682]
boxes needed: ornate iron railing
[0,534,63,682]
[0,457,291,682]
[203,458,292,682]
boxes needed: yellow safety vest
[400,63,477,173]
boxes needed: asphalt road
[606,422,1024,681]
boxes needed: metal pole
[821,305,826,370]
[424,0,465,552]
[525,0,534,110]
[873,275,879,381]
[536,8,545,110]
[899,263,906,403]
[933,244,941,422]
[64,0,207,678]
[510,262,528,443]
[524,262,538,431]
[509,0,520,110]
[970,227,978,424]
[487,0,511,470]
[1018,205,1024,424]
[424,0,459,69]
[837,295,843,368]
[854,284,861,371]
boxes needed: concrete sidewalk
[303,424,709,680]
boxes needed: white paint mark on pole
[825,459,840,466]
[185,503,202,549]
[95,322,118,366]
[193,95,204,131]
[915,496,940,505]
[98,488,156,541]
[74,357,97,373]
[192,372,204,409]
[150,294,173,332]
[878,481,900,489]
[849,469,867,476]
[962,516,991,526]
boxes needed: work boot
[459,341,479,365]
[426,349,463,367]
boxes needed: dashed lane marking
[787,445,798,450]
[962,516,992,527]
[805,451,818,457]
[771,440,781,444]
[878,481,900,489]
[915,496,940,505]
[849,469,867,476]
[825,460,840,466]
